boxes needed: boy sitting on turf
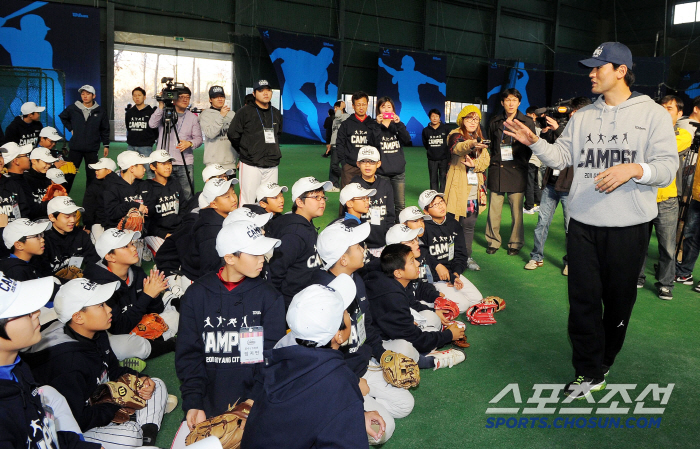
[172,220,286,447]
[26,278,174,448]
[84,228,175,363]
[419,190,483,311]
[25,147,59,210]
[400,206,438,284]
[1,142,35,220]
[249,182,287,234]
[338,183,376,227]
[241,274,385,449]
[46,167,68,188]
[268,176,330,308]
[82,157,117,243]
[44,197,100,281]
[141,150,184,257]
[103,151,150,229]
[0,218,52,281]
[0,275,99,449]
[365,244,465,370]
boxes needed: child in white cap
[83,157,118,243]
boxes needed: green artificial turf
[74,143,700,448]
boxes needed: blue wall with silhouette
[486,59,545,122]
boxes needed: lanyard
[256,108,271,129]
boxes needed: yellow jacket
[444,129,490,219]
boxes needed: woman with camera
[443,105,490,271]
[372,96,411,219]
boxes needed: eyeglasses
[25,233,44,240]
[303,195,328,202]
[358,160,378,165]
[464,117,480,123]
[428,199,445,209]
[353,196,371,203]
[178,95,191,100]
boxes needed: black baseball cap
[253,79,272,91]
[579,42,633,69]
[209,86,225,98]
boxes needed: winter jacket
[444,130,490,219]
[336,114,378,166]
[42,226,99,276]
[176,271,286,416]
[180,207,226,280]
[530,93,679,227]
[25,323,135,432]
[422,122,452,161]
[0,255,48,281]
[240,345,368,449]
[227,103,283,168]
[0,175,32,258]
[199,107,238,169]
[24,168,52,208]
[124,104,157,147]
[3,172,47,219]
[487,110,536,193]
[155,208,199,277]
[141,178,183,239]
[268,213,323,307]
[149,108,203,166]
[83,262,164,335]
[4,116,42,147]
[423,214,469,283]
[0,357,100,449]
[372,120,410,176]
[82,178,107,228]
[59,102,110,152]
[102,172,144,228]
[350,175,395,248]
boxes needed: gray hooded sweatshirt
[199,107,238,169]
[529,93,678,227]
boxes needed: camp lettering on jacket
[351,130,368,145]
[428,135,446,147]
[380,136,401,153]
[155,193,179,216]
[128,117,149,131]
[429,234,455,259]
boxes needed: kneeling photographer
[148,79,202,201]
[524,96,592,275]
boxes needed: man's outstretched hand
[504,119,538,146]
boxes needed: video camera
[534,105,572,129]
[155,77,187,104]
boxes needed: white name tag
[467,170,478,185]
[12,203,20,219]
[501,145,513,161]
[263,128,276,144]
[68,256,84,268]
[370,207,381,225]
[448,241,455,261]
[552,169,561,176]
[356,313,367,346]
[239,326,264,364]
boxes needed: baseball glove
[185,399,254,449]
[130,313,169,340]
[41,183,67,201]
[59,162,77,175]
[465,302,497,325]
[434,296,460,321]
[89,373,147,423]
[118,208,144,232]
[481,296,506,312]
[55,265,83,280]
[380,350,420,389]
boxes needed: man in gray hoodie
[505,42,678,400]
[199,85,238,173]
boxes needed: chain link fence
[0,65,66,133]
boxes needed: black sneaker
[675,274,694,285]
[658,286,673,300]
[563,375,606,400]
[637,278,644,289]
[602,365,610,377]
[693,282,700,293]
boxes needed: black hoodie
[25,323,134,432]
[125,105,157,147]
[311,270,385,378]
[240,345,367,449]
[0,255,49,281]
[227,103,283,168]
[82,177,107,229]
[42,226,99,276]
[372,120,410,176]
[102,172,144,229]
[268,213,323,307]
[336,114,379,166]
[155,208,199,277]
[180,208,226,280]
[176,271,286,417]
[350,175,395,247]
[422,122,452,161]
[0,358,100,449]
[24,168,52,206]
[423,214,469,283]
[4,116,42,147]
[3,172,48,219]
[59,103,110,153]
[141,177,184,239]
[364,270,453,354]
[0,176,32,258]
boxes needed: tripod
[675,124,700,260]
[160,105,194,194]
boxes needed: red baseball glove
[117,208,144,232]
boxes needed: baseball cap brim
[198,179,236,209]
[95,230,141,258]
[30,149,58,163]
[386,225,421,246]
[55,280,120,323]
[0,276,55,319]
[578,57,608,68]
[223,211,273,228]
[321,222,371,270]
[400,210,432,222]
[240,234,281,256]
[292,180,333,201]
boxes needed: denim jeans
[530,184,569,262]
[676,199,700,277]
[639,197,678,287]
[172,164,195,202]
[377,172,405,222]
[128,145,154,179]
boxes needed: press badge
[552,169,561,176]
[467,170,478,185]
[12,203,20,218]
[68,256,84,268]
[263,128,276,144]
[448,241,455,261]
[240,326,264,364]
[501,145,513,161]
[356,313,367,346]
[370,207,381,225]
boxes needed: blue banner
[259,28,340,142]
[0,1,100,137]
[486,59,546,120]
[377,48,446,146]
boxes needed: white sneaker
[562,264,568,276]
[523,208,535,215]
[429,348,466,370]
[327,186,341,193]
[166,394,178,413]
[524,260,543,270]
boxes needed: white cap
[78,85,96,95]
[339,183,376,206]
[291,177,333,202]
[30,147,58,163]
[199,178,236,209]
[385,224,421,246]
[399,206,432,223]
[202,164,233,182]
[1,142,32,163]
[149,149,175,163]
[46,168,67,185]
[95,228,141,259]
[357,146,380,162]
[286,274,356,345]
[39,126,62,141]
[20,102,45,115]
[0,275,55,320]
[47,197,84,216]
[88,157,117,171]
[117,150,151,170]
[256,182,288,201]
[317,222,371,270]
[222,207,273,228]
[54,278,120,323]
[216,221,281,257]
[2,218,52,249]
[418,189,444,211]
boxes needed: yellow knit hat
[456,105,482,127]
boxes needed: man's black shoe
[486,247,498,254]
[507,248,520,256]
[563,375,606,400]
[602,365,610,377]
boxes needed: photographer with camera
[199,85,238,173]
[149,82,202,202]
[524,97,592,275]
[125,87,158,179]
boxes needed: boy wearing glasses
[268,177,331,308]
[0,219,52,281]
[351,146,395,248]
